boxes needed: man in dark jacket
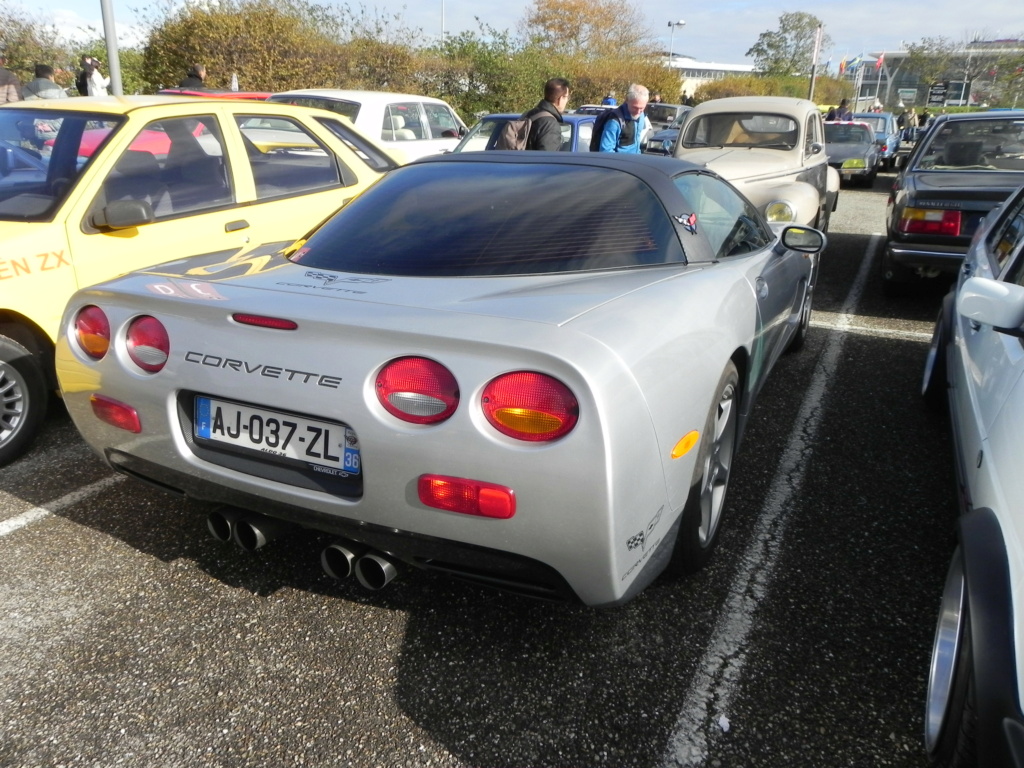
[521,77,571,151]
[178,64,207,88]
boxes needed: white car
[267,89,467,160]
[921,182,1024,767]
[673,96,840,230]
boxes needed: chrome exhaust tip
[354,553,400,590]
[320,541,366,580]
[206,507,243,543]
[231,514,293,552]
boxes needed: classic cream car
[673,96,840,231]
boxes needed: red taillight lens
[126,316,169,373]
[75,306,110,360]
[481,372,579,442]
[899,208,962,236]
[232,313,298,330]
[417,474,516,519]
[376,357,459,424]
[90,394,141,433]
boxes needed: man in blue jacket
[598,84,650,153]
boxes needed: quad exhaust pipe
[206,511,399,591]
[321,541,400,591]
[206,508,293,552]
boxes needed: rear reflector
[232,313,299,330]
[90,395,142,433]
[417,474,516,519]
[899,207,962,236]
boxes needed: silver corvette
[55,153,825,606]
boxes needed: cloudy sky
[23,0,1024,69]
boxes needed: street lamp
[667,20,686,67]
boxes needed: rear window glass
[914,118,1024,171]
[290,163,684,276]
[267,95,360,122]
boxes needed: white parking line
[659,235,882,767]
[810,319,932,342]
[0,474,124,538]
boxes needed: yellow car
[0,96,396,465]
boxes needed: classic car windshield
[825,124,875,144]
[914,118,1024,171]
[291,163,685,275]
[0,110,123,221]
[681,112,799,150]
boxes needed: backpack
[590,107,636,151]
[493,112,555,150]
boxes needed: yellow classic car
[0,95,397,465]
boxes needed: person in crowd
[0,47,23,103]
[521,77,570,151]
[827,98,852,121]
[179,64,207,89]
[77,56,109,95]
[650,92,663,104]
[22,64,68,99]
[598,83,650,154]
[903,107,918,141]
[682,91,694,106]
[602,91,617,105]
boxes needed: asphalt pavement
[0,164,958,768]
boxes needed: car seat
[102,149,172,217]
[945,140,984,166]
[382,115,417,141]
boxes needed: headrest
[388,115,406,130]
[115,150,160,177]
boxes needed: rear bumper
[884,240,967,275]
[107,448,584,602]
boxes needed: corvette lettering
[184,351,342,388]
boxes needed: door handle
[225,220,250,232]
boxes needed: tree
[520,0,656,60]
[746,12,831,77]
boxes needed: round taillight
[75,306,110,360]
[376,356,459,424]
[481,372,579,442]
[126,316,169,373]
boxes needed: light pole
[667,20,686,68]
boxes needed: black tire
[925,548,978,767]
[0,334,48,467]
[674,361,740,572]
[922,294,955,413]
[785,281,812,353]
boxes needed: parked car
[882,110,1024,295]
[0,96,397,466]
[673,96,840,230]
[573,105,611,116]
[55,152,825,607]
[851,111,901,169]
[642,108,693,156]
[267,89,468,160]
[645,102,688,131]
[920,182,1024,768]
[157,88,272,100]
[824,120,880,186]
[450,113,596,152]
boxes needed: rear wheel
[925,548,978,767]
[0,334,48,467]
[675,362,740,572]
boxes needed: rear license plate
[194,396,360,476]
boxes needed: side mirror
[777,225,826,254]
[0,146,12,177]
[91,199,155,230]
[809,142,824,155]
[958,276,1024,336]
